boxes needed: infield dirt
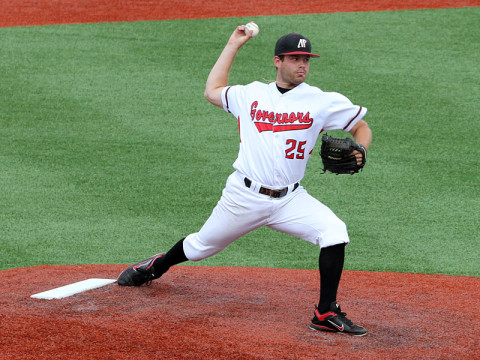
[1,0,479,27]
[2,265,479,359]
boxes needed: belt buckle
[278,188,288,198]
[261,187,287,198]
[259,187,270,197]
[244,177,296,199]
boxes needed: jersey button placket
[272,100,287,187]
[272,126,285,188]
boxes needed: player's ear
[274,56,282,70]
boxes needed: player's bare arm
[204,25,253,108]
[349,119,372,165]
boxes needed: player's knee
[319,219,350,248]
[183,233,223,261]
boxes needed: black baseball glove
[320,134,366,174]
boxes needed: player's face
[275,55,310,89]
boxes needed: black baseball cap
[274,33,320,58]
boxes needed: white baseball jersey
[182,81,367,261]
[222,81,367,187]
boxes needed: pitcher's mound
[1,265,478,359]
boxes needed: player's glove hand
[320,134,366,175]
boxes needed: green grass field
[1,8,478,275]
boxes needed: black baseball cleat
[117,253,165,286]
[309,302,367,336]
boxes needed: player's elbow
[204,87,224,108]
[203,88,212,102]
[203,89,215,105]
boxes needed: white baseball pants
[183,171,349,261]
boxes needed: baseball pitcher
[118,23,372,336]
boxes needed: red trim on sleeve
[343,106,362,130]
[225,86,232,113]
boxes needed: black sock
[152,238,188,277]
[318,243,346,314]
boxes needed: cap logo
[298,39,307,48]
[274,33,320,57]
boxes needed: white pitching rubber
[31,278,117,300]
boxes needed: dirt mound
[1,265,478,359]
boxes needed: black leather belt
[244,177,299,198]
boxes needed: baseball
[244,22,259,37]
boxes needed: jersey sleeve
[221,85,246,118]
[322,92,367,132]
